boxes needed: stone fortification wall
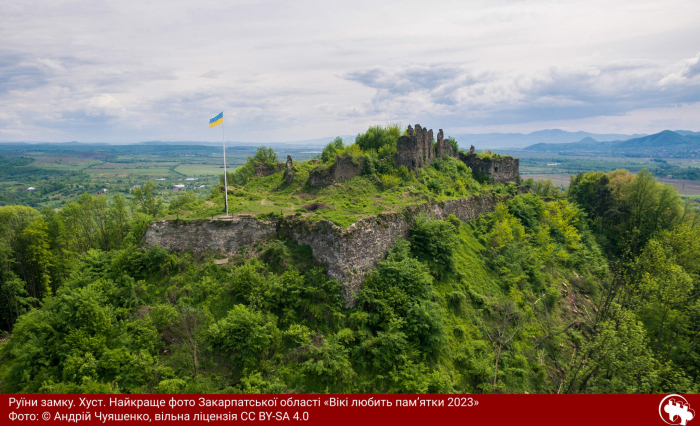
[308,156,364,186]
[254,162,286,177]
[459,152,520,184]
[435,129,457,159]
[143,193,506,305]
[144,218,278,254]
[394,124,435,171]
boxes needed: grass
[174,164,228,176]
[452,223,503,298]
[165,156,510,228]
[84,167,179,177]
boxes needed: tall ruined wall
[459,152,520,184]
[394,124,435,171]
[435,129,457,159]
[143,193,506,305]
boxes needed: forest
[0,127,699,394]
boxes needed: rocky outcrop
[143,193,508,305]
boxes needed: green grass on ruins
[165,155,513,228]
[161,124,517,227]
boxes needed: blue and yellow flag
[209,112,223,127]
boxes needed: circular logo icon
[660,395,695,425]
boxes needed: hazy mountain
[450,129,644,149]
[524,130,700,157]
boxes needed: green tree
[321,137,345,163]
[410,215,459,278]
[355,124,402,157]
[209,304,280,372]
[132,181,163,218]
[565,306,658,393]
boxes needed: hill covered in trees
[0,125,698,394]
[524,130,700,158]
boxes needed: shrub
[410,216,458,279]
[355,124,402,156]
[507,194,545,231]
[208,304,280,371]
[303,202,328,211]
[169,191,197,211]
[446,136,459,153]
[427,179,443,194]
[321,137,345,163]
[380,175,401,190]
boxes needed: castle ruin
[459,146,520,184]
[306,123,519,186]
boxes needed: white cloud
[0,0,699,141]
[86,94,127,117]
[36,58,66,73]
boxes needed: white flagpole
[222,114,229,217]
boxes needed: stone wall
[254,162,286,177]
[394,124,435,171]
[143,193,507,305]
[459,152,520,184]
[308,155,364,186]
[144,218,277,254]
[435,129,457,159]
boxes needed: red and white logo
[660,395,695,425]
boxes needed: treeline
[0,192,156,331]
[566,169,700,389]
[652,163,700,181]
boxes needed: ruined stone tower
[394,124,437,171]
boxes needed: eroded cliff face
[143,193,507,305]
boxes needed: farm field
[174,164,230,176]
[0,142,324,209]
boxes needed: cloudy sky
[1,0,700,142]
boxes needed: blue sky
[1,0,700,142]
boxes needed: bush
[427,179,443,194]
[223,146,279,186]
[507,194,545,231]
[321,137,345,163]
[410,216,458,279]
[406,300,447,357]
[208,304,280,371]
[380,175,401,190]
[169,191,197,211]
[545,286,560,309]
[355,124,402,156]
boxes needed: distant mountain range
[4,130,700,151]
[523,130,700,157]
[450,129,647,149]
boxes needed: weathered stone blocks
[143,193,508,306]
[459,152,520,184]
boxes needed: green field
[174,164,228,176]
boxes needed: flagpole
[222,114,229,217]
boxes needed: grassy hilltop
[163,126,514,227]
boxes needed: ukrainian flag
[209,112,223,127]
